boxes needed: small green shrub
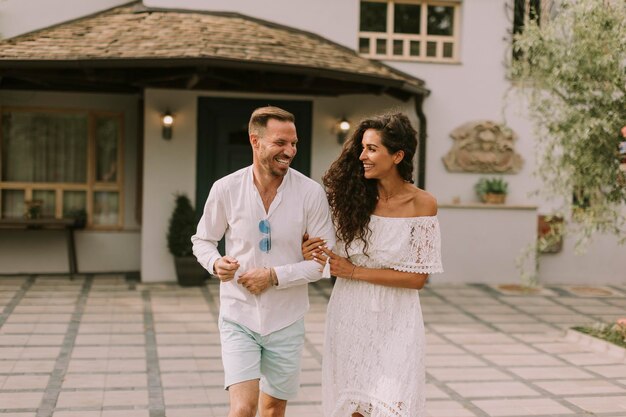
[474,177,508,197]
[167,194,197,257]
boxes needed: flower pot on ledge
[474,177,508,205]
[482,193,506,204]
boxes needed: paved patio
[0,275,624,417]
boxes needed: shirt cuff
[207,255,221,276]
[273,265,286,287]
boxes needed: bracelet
[265,267,278,286]
[349,264,357,279]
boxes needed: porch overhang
[0,57,426,100]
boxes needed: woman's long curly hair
[323,112,418,254]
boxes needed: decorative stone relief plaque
[443,120,524,173]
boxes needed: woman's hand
[302,233,326,261]
[316,246,357,279]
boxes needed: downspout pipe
[414,93,428,190]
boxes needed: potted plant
[474,177,508,204]
[67,208,87,229]
[167,194,209,287]
[25,199,43,219]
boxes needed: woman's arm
[351,266,428,290]
[315,246,428,290]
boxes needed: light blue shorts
[218,316,305,400]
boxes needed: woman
[303,112,443,417]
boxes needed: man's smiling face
[253,118,298,178]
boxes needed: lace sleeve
[391,216,443,274]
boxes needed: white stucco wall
[438,205,537,284]
[0,90,141,273]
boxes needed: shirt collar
[247,165,291,193]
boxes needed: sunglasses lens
[259,237,271,252]
[259,219,271,234]
[259,219,271,253]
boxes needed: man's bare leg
[228,380,260,417]
[259,391,287,417]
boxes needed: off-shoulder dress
[322,215,443,417]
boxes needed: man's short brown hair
[248,106,295,136]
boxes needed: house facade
[1,0,624,285]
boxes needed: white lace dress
[322,215,443,417]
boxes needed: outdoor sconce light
[337,117,351,144]
[161,111,174,140]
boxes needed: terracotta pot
[483,193,506,204]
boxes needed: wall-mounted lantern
[336,117,351,144]
[162,111,174,140]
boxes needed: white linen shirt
[192,166,335,336]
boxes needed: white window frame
[0,107,125,230]
[358,0,462,63]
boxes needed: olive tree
[510,0,626,249]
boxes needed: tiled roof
[0,2,427,95]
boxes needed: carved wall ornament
[443,120,524,173]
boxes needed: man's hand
[213,256,240,282]
[237,268,273,295]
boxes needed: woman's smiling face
[359,129,399,179]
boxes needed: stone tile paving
[0,275,623,416]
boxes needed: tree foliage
[510,0,626,247]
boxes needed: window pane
[529,0,541,23]
[360,1,387,32]
[394,3,421,34]
[95,116,119,182]
[1,112,87,183]
[514,0,542,35]
[427,6,454,36]
[410,40,421,56]
[513,0,526,34]
[32,190,55,218]
[63,191,87,217]
[443,42,454,58]
[426,41,437,57]
[359,37,371,53]
[376,39,387,54]
[393,39,404,55]
[93,191,119,226]
[1,189,24,218]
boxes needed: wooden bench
[0,218,78,276]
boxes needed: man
[192,106,335,417]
